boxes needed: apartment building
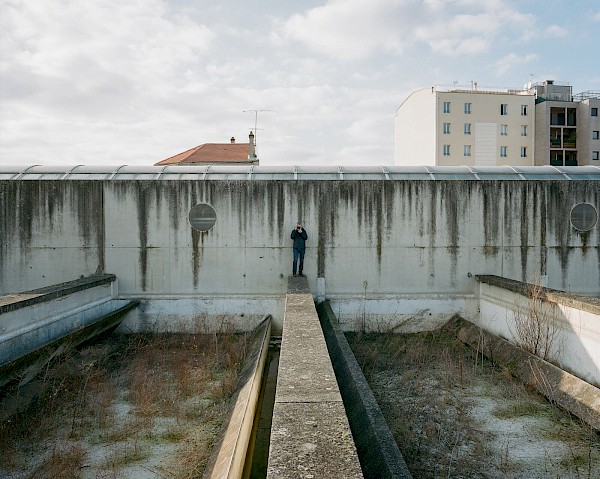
[395,81,600,167]
[533,81,600,166]
[395,85,535,166]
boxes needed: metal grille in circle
[570,203,597,232]
[189,203,217,231]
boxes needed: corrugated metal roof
[1,165,600,181]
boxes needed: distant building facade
[532,80,600,166]
[155,131,259,166]
[396,81,600,167]
[395,85,535,166]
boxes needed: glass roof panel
[343,173,385,180]
[204,173,251,180]
[387,173,432,180]
[475,173,522,180]
[2,164,599,181]
[251,173,295,180]
[296,166,339,174]
[22,173,66,180]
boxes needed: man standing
[291,221,308,277]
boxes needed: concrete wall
[0,278,129,368]
[476,279,600,387]
[1,179,599,329]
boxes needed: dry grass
[347,330,600,479]
[0,331,249,478]
[510,281,561,362]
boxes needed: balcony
[563,128,576,149]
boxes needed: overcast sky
[1,0,599,167]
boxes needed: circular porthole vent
[570,203,598,232]
[189,203,217,232]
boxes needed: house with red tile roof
[154,132,259,166]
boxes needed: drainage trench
[242,337,280,479]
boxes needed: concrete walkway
[267,276,363,478]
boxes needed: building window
[567,108,577,126]
[464,145,471,156]
[593,151,600,161]
[443,123,451,134]
[520,147,527,157]
[521,105,527,116]
[570,203,598,232]
[464,103,471,114]
[443,144,451,156]
[500,124,508,136]
[500,146,507,157]
[443,102,451,113]
[521,125,527,136]
[500,104,508,115]
[592,107,598,117]
[464,123,471,135]
[593,131,599,140]
[189,203,217,231]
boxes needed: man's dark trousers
[293,247,305,275]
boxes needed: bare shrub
[1,331,249,478]
[510,282,560,362]
[28,443,85,479]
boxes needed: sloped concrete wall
[476,276,600,387]
[1,179,598,329]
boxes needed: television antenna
[243,109,271,153]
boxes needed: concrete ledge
[266,277,363,478]
[0,299,138,396]
[0,274,116,314]
[202,316,272,479]
[476,275,600,316]
[317,300,413,479]
[0,275,128,369]
[444,315,600,431]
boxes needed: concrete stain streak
[135,182,149,291]
[1,179,598,297]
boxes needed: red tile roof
[155,143,254,166]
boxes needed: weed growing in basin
[28,443,86,479]
[0,331,250,478]
[510,281,562,362]
[347,329,600,479]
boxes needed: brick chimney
[248,131,256,159]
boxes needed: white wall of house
[394,88,436,166]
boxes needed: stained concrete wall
[1,179,599,329]
[476,277,600,387]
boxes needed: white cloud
[281,0,411,61]
[545,25,568,38]
[0,0,597,167]
[0,0,214,117]
[494,53,538,76]
[281,0,534,60]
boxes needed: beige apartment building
[533,80,600,166]
[396,81,600,167]
[395,85,535,166]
